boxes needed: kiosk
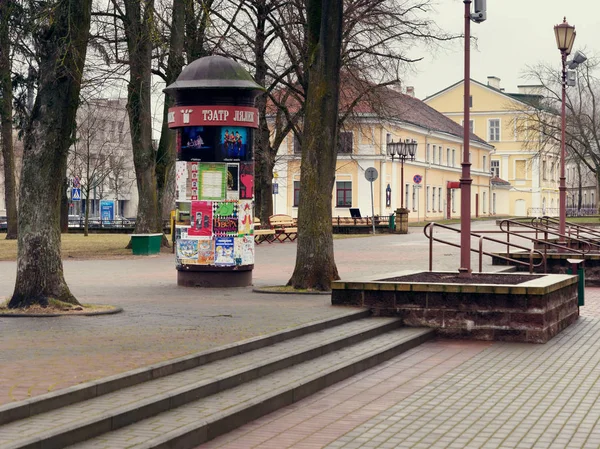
[164,56,264,287]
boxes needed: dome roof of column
[164,55,264,94]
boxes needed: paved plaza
[2,220,600,448]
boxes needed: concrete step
[66,327,434,449]
[0,309,370,427]
[0,312,434,449]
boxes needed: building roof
[491,176,511,187]
[269,75,492,148]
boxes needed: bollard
[567,258,585,306]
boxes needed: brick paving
[3,220,600,449]
[197,290,600,449]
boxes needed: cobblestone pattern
[0,317,397,445]
[65,328,429,449]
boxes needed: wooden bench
[253,217,276,244]
[269,214,298,242]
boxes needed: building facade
[68,98,138,219]
[271,87,495,222]
[424,77,560,217]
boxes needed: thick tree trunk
[288,0,343,291]
[123,0,160,235]
[9,0,92,308]
[156,0,185,245]
[0,0,17,240]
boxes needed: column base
[177,265,253,287]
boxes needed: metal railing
[532,215,600,242]
[424,222,546,273]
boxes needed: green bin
[131,233,163,256]
[388,214,395,230]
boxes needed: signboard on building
[100,200,115,222]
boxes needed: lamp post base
[395,208,409,234]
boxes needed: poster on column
[235,236,255,265]
[213,200,238,236]
[177,239,199,264]
[198,163,227,200]
[239,162,254,199]
[214,236,235,266]
[189,200,213,237]
[197,238,215,265]
[238,200,253,235]
[227,164,239,200]
[176,161,188,201]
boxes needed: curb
[0,306,123,318]
[252,287,331,295]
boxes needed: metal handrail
[533,215,600,242]
[424,222,546,274]
[499,219,594,255]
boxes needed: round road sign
[365,167,378,182]
[413,174,422,184]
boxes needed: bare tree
[9,0,93,309]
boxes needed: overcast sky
[404,0,600,99]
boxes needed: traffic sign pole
[364,167,379,236]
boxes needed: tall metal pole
[559,52,567,239]
[460,0,473,276]
[400,158,405,209]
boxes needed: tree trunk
[9,0,92,308]
[123,0,160,235]
[0,0,18,240]
[155,0,185,246]
[287,0,343,291]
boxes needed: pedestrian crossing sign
[72,188,81,201]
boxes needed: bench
[253,217,275,244]
[269,214,298,242]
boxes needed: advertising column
[168,106,258,286]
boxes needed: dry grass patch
[0,298,119,315]
[0,233,170,261]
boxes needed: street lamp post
[387,136,417,233]
[554,17,576,240]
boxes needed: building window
[515,160,526,180]
[452,149,456,167]
[426,144,430,162]
[405,183,409,209]
[438,187,442,211]
[492,193,497,214]
[461,120,474,133]
[427,186,431,211]
[338,131,353,154]
[293,135,301,154]
[293,181,300,206]
[483,191,487,213]
[412,185,416,211]
[446,148,451,166]
[489,119,500,141]
[451,189,456,213]
[550,162,555,181]
[542,160,547,180]
[336,181,352,207]
[432,145,436,164]
[491,160,500,177]
[439,147,443,165]
[432,187,436,211]
[482,155,487,172]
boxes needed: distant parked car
[68,215,82,228]
[0,216,7,231]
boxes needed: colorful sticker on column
[240,162,254,199]
[235,235,254,265]
[189,200,213,237]
[189,162,199,200]
[175,225,190,240]
[198,163,227,200]
[214,236,235,266]
[197,238,215,265]
[175,201,191,226]
[238,200,253,235]
[227,163,239,200]
[177,239,199,263]
[213,200,238,236]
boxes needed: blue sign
[413,174,423,184]
[100,200,115,222]
[71,188,81,201]
[273,183,279,195]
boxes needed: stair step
[0,309,370,427]
[0,315,419,449]
[66,327,433,449]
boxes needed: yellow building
[425,77,560,217]
[271,86,495,222]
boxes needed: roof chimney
[517,84,544,95]
[487,76,501,90]
[406,86,415,97]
